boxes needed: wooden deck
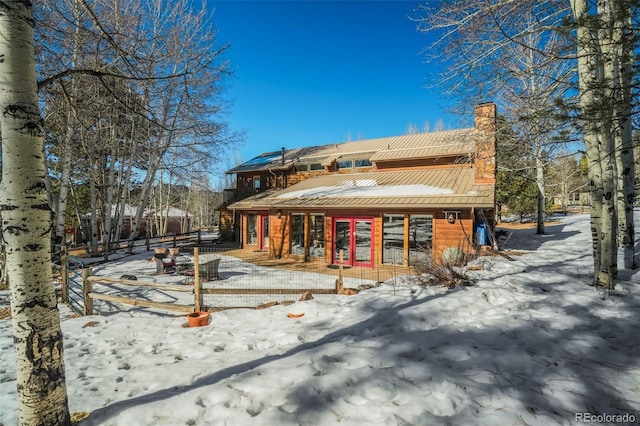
[220,249,415,283]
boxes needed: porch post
[303,213,310,262]
[403,214,410,267]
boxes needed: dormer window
[355,158,372,167]
[337,159,353,169]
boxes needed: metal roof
[228,168,493,211]
[226,128,476,174]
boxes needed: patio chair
[199,258,221,282]
[174,256,192,275]
[155,257,175,274]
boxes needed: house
[77,204,193,244]
[222,103,497,268]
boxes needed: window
[290,214,305,255]
[309,214,325,257]
[295,164,308,172]
[383,215,404,264]
[254,175,261,189]
[409,215,432,265]
[310,163,323,171]
[247,214,257,245]
[355,158,372,167]
[337,159,353,169]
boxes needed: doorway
[259,214,269,249]
[333,217,374,268]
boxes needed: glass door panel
[260,215,269,249]
[333,218,373,267]
[248,214,257,245]
[334,220,351,262]
[354,220,372,264]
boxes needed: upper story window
[241,176,252,188]
[337,159,353,169]
[254,175,261,189]
[355,158,372,167]
[310,163,323,171]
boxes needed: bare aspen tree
[569,0,637,286]
[0,1,70,425]
[498,19,573,234]
[609,1,636,269]
[417,0,638,286]
[124,0,236,249]
[416,2,573,235]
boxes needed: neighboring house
[552,191,590,208]
[222,103,497,268]
[78,204,193,244]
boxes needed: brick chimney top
[474,102,496,131]
[474,102,496,184]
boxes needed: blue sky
[209,1,469,165]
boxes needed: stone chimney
[474,102,497,184]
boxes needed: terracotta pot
[188,311,210,327]
[154,248,167,254]
[169,247,180,256]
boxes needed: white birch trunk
[572,0,613,288]
[55,127,73,241]
[102,141,117,261]
[536,149,546,235]
[89,178,99,252]
[114,128,137,245]
[0,2,70,424]
[126,157,160,249]
[611,1,636,269]
[54,0,82,246]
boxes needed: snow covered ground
[1,212,639,425]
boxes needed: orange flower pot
[188,311,210,327]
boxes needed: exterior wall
[236,171,277,191]
[235,207,478,268]
[431,212,474,263]
[269,211,290,258]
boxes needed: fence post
[172,234,177,248]
[60,247,68,303]
[193,248,202,311]
[82,268,93,315]
[197,229,201,245]
[336,249,344,294]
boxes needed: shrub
[412,245,469,289]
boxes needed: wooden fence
[71,248,347,315]
[83,274,196,315]
[63,229,219,259]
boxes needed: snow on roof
[277,181,454,199]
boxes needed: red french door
[333,218,374,268]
